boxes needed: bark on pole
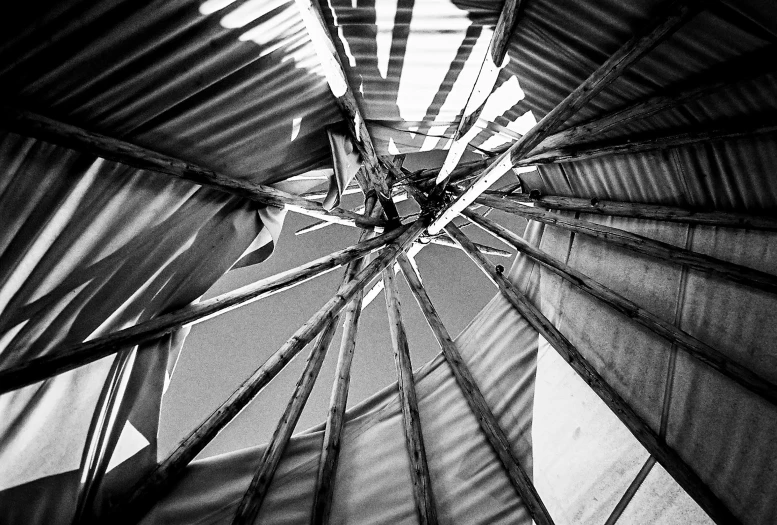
[232,320,339,525]
[0,107,385,230]
[383,269,439,525]
[312,200,380,525]
[443,222,739,525]
[471,192,777,295]
[462,208,777,406]
[396,253,556,525]
[103,219,427,525]
[0,226,408,394]
[427,0,705,234]
[484,190,777,232]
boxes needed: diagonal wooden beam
[484,190,777,232]
[312,199,379,525]
[470,192,777,294]
[0,225,408,394]
[517,121,777,166]
[462,209,777,406]
[433,0,523,187]
[428,0,705,234]
[0,107,385,230]
[294,0,392,202]
[100,219,428,525]
[383,268,439,525]
[443,222,740,525]
[396,253,555,525]
[535,45,777,152]
[233,319,339,525]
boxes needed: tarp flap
[0,131,278,523]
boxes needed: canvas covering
[1,0,776,523]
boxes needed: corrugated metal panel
[0,0,341,183]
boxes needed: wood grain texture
[0,106,385,229]
[471,192,777,294]
[295,0,391,199]
[396,253,555,525]
[102,219,427,525]
[433,0,703,233]
[484,191,777,232]
[312,200,379,525]
[536,44,777,152]
[0,225,409,394]
[463,209,777,406]
[383,268,438,525]
[518,122,777,166]
[233,319,338,525]
[443,222,740,525]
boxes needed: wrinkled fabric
[0,132,281,523]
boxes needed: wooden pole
[0,107,386,230]
[98,219,427,525]
[294,0,392,204]
[484,190,777,232]
[383,269,439,525]
[428,0,704,234]
[536,44,777,152]
[233,319,339,525]
[0,226,409,394]
[443,222,740,525]
[517,121,777,166]
[471,192,777,295]
[462,209,777,406]
[311,201,380,525]
[427,236,512,257]
[396,253,555,525]
[433,0,523,187]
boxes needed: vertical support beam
[383,269,439,525]
[106,219,427,525]
[312,199,379,525]
[428,0,704,234]
[233,319,339,525]
[443,222,740,524]
[470,193,777,294]
[462,209,777,406]
[396,254,555,525]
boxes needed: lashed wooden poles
[428,0,704,234]
[484,190,777,232]
[233,320,339,525]
[101,219,427,525]
[443,222,740,525]
[0,107,385,230]
[293,0,391,202]
[471,192,777,294]
[0,226,408,394]
[517,121,777,166]
[383,269,439,525]
[462,209,777,406]
[536,44,777,152]
[396,253,555,525]
[433,0,523,187]
[312,201,379,525]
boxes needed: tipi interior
[1,0,776,523]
